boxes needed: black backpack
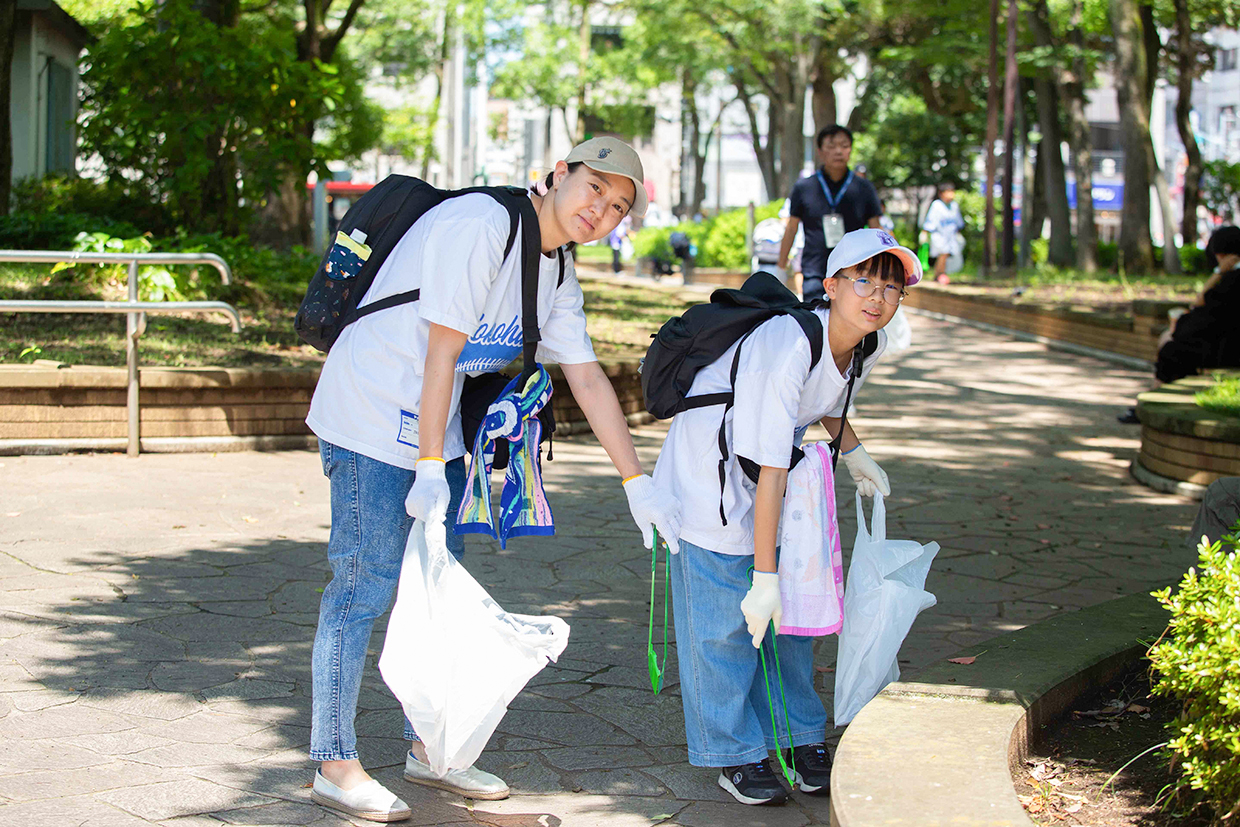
[295,177,546,352]
[295,175,564,468]
[641,272,876,524]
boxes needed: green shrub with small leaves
[1148,523,1240,824]
[631,201,783,270]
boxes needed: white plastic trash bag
[884,306,913,352]
[833,492,939,727]
[379,522,570,776]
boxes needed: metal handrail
[0,250,242,457]
[0,300,241,332]
[0,250,232,285]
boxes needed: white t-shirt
[307,193,597,469]
[653,308,886,555]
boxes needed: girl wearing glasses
[651,228,921,806]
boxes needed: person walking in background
[777,125,883,302]
[608,213,633,274]
[922,184,964,284]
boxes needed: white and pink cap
[825,228,923,287]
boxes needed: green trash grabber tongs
[647,528,670,694]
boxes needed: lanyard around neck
[817,169,853,213]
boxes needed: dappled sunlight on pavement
[0,313,1198,825]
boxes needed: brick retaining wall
[901,284,1175,363]
[0,360,648,453]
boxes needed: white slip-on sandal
[403,752,510,800]
[310,771,412,823]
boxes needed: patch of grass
[1,258,695,367]
[1195,375,1240,417]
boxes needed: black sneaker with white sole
[717,758,789,805]
[792,742,833,794]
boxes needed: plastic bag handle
[870,492,886,545]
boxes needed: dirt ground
[1015,663,1212,827]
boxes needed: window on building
[45,61,75,175]
[1219,48,1238,72]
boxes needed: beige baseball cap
[564,137,648,217]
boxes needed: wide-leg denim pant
[669,540,828,768]
[310,440,466,762]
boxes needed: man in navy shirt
[777,125,883,301]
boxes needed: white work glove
[623,474,682,554]
[405,457,450,528]
[740,571,782,648]
[841,444,890,497]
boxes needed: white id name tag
[824,213,845,248]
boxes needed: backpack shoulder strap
[510,192,543,380]
[862,330,879,357]
[351,186,524,322]
[787,307,825,371]
[557,247,566,288]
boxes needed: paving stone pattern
[0,315,1202,826]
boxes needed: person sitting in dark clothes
[1155,225,1240,384]
[1118,226,1240,424]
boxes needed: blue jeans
[669,540,827,767]
[310,440,466,762]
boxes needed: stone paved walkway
[0,314,1203,826]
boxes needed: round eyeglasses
[838,275,906,305]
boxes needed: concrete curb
[829,592,1168,827]
[1130,457,1208,500]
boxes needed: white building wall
[9,7,83,184]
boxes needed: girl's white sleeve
[536,259,597,365]
[730,318,813,468]
[416,202,508,336]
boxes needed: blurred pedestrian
[777,125,883,302]
[922,183,964,284]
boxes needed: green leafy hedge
[1148,525,1240,823]
[632,201,783,270]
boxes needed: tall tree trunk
[1034,81,1074,265]
[1000,0,1019,269]
[1018,99,1039,269]
[983,0,1000,273]
[1139,5,1181,273]
[678,70,708,218]
[1,0,18,216]
[421,3,453,180]
[1066,0,1096,271]
[1025,0,1075,266]
[810,51,837,134]
[735,77,778,206]
[1173,0,1202,248]
[1020,140,1048,267]
[775,55,810,200]
[575,0,590,144]
[1110,0,1154,272]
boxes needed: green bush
[1148,525,1240,823]
[631,201,783,270]
[11,175,174,236]
[1096,241,1119,270]
[0,211,142,250]
[1180,245,1212,275]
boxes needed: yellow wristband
[417,456,445,464]
[621,473,644,485]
